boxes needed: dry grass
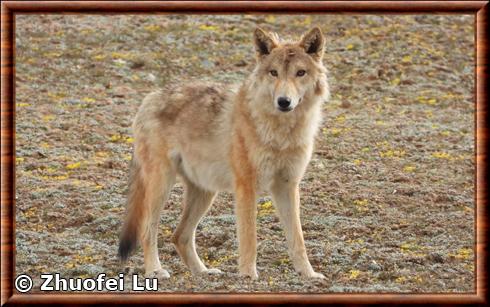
[15,14,474,292]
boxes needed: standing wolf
[118,27,330,280]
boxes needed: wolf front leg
[270,179,325,279]
[234,181,258,279]
[231,131,259,279]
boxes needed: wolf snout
[277,96,292,112]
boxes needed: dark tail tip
[118,231,137,262]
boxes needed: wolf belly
[179,152,234,192]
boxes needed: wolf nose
[277,97,291,108]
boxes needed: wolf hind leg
[118,138,177,281]
[171,178,220,275]
[141,159,176,280]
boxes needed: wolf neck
[241,83,322,151]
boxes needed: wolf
[118,27,330,280]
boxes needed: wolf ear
[299,27,325,61]
[253,28,277,57]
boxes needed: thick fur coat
[119,27,330,280]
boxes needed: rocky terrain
[15,14,474,292]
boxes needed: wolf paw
[304,271,326,279]
[202,268,223,275]
[239,270,258,280]
[191,267,223,275]
[146,269,170,281]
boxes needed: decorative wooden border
[1,1,488,305]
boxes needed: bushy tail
[118,157,147,262]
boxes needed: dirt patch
[15,14,474,292]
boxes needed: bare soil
[15,14,475,293]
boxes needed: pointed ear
[253,28,277,57]
[299,27,325,61]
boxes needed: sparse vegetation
[15,14,474,292]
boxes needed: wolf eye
[269,70,278,77]
[296,70,306,77]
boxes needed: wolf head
[251,27,330,114]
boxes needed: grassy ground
[15,14,475,293]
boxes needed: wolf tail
[118,156,146,262]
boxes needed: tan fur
[118,27,330,280]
